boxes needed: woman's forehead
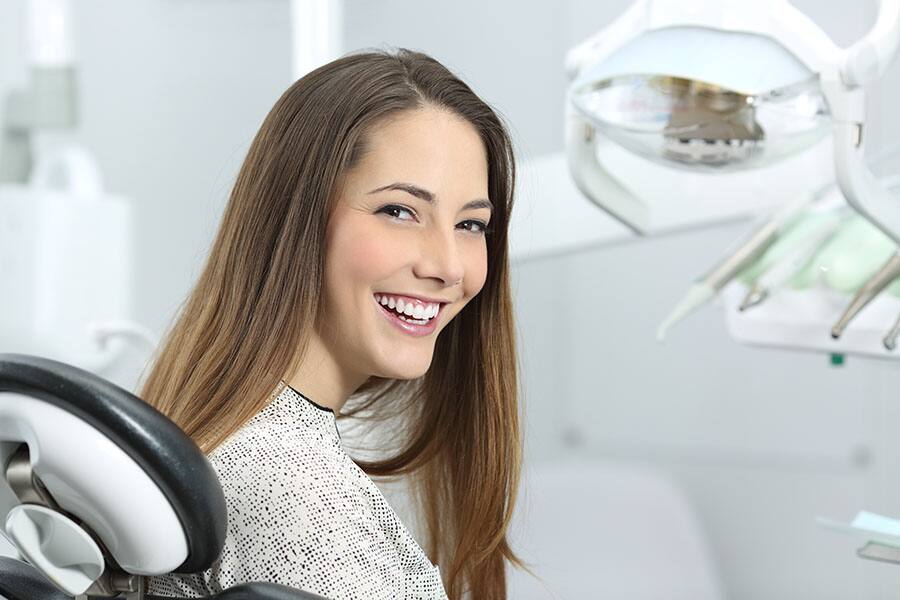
[349,108,489,195]
[362,109,487,176]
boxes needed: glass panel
[570,74,830,172]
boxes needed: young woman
[142,48,524,600]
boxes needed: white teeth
[375,294,440,321]
[399,315,427,324]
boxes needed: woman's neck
[283,330,367,413]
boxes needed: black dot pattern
[145,381,447,599]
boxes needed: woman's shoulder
[208,385,343,469]
[154,404,447,598]
[208,408,347,493]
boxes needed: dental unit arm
[825,0,900,246]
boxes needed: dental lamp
[565,0,900,244]
[564,1,900,568]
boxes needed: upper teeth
[374,294,440,320]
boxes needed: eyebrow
[367,182,493,212]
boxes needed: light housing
[565,0,900,241]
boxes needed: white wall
[2,0,294,388]
[26,0,292,339]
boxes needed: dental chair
[0,353,327,600]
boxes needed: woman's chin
[374,358,432,381]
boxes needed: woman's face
[320,106,491,382]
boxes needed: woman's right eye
[377,204,416,221]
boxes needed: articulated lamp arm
[825,0,900,245]
[843,0,900,86]
[564,103,647,234]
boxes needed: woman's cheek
[345,228,398,280]
[466,245,489,296]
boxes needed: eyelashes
[461,220,494,235]
[377,204,414,220]
[376,204,493,236]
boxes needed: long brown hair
[139,47,524,599]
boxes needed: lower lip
[374,297,440,336]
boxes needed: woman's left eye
[377,204,416,221]
[458,220,492,235]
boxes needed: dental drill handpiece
[832,252,900,339]
[706,221,784,290]
[739,214,844,311]
[656,220,782,341]
[883,310,900,351]
[657,190,817,341]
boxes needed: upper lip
[375,292,452,305]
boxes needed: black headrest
[0,353,227,574]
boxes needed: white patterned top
[146,381,447,600]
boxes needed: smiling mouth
[373,293,445,325]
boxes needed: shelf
[722,281,900,359]
[858,541,900,565]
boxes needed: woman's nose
[414,228,466,287]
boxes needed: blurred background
[3,1,900,598]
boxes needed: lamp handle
[564,106,647,234]
[832,119,900,245]
[821,75,900,245]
